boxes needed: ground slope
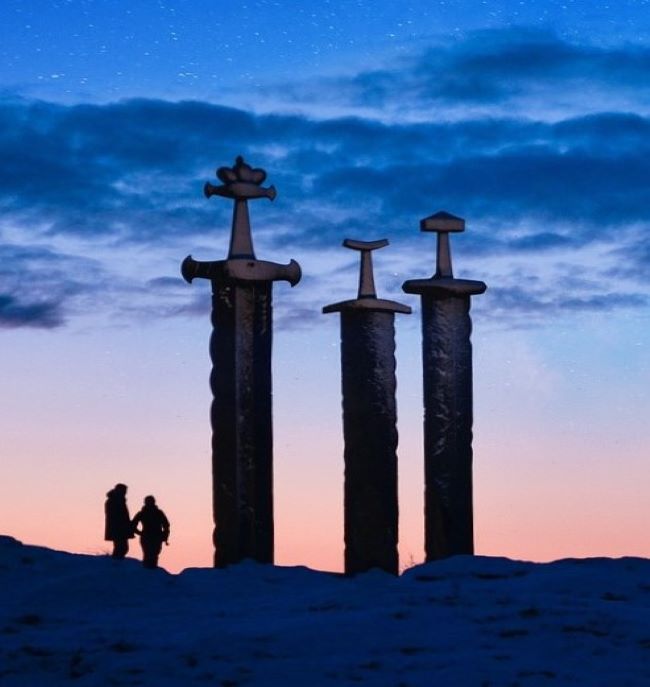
[1,536,649,686]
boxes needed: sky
[1,0,649,573]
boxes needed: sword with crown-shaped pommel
[182,156,301,567]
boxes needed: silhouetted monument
[324,239,410,575]
[182,156,301,567]
[403,212,486,560]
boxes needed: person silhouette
[104,483,134,559]
[131,495,170,569]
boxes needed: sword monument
[403,211,486,560]
[182,156,301,567]
[324,239,410,575]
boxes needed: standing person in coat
[104,483,134,559]
[131,495,170,569]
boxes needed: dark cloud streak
[333,28,650,109]
[0,294,63,329]
[0,243,105,329]
[2,98,649,246]
[1,29,649,329]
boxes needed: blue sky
[1,0,649,570]
[6,1,649,105]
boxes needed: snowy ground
[1,536,649,686]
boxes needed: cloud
[479,285,648,329]
[311,142,650,246]
[274,28,650,120]
[2,97,649,249]
[2,30,649,329]
[413,29,650,103]
[0,243,103,329]
[508,233,574,252]
[276,306,323,331]
[606,228,650,284]
[0,294,63,329]
[146,276,188,291]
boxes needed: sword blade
[421,294,475,559]
[210,280,274,567]
[340,310,399,575]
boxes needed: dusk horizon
[2,0,649,574]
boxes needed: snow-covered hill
[1,535,649,686]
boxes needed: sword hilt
[323,238,409,315]
[343,238,389,299]
[204,156,277,260]
[420,211,465,279]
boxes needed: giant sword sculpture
[324,239,410,575]
[182,156,301,567]
[402,211,486,560]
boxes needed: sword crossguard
[343,238,389,299]
[182,255,301,287]
[420,211,465,279]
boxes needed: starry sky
[1,0,649,572]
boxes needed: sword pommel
[343,238,389,252]
[217,157,266,184]
[420,210,465,279]
[420,211,465,233]
[343,237,389,299]
[205,156,276,202]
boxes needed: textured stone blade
[340,310,399,575]
[210,281,273,567]
[421,294,475,559]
